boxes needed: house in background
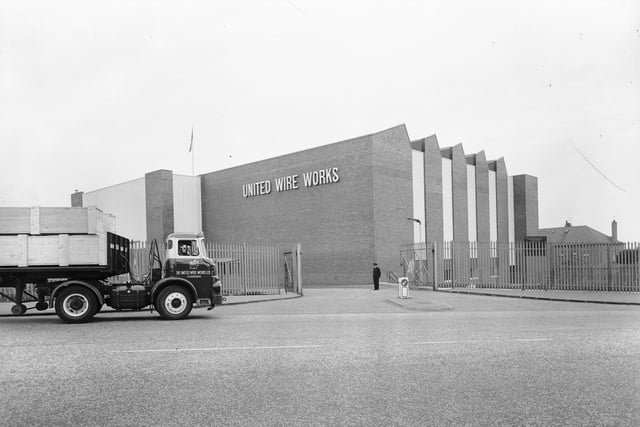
[535,220,633,289]
[537,220,619,244]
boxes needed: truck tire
[155,285,193,320]
[11,304,27,316]
[55,285,98,323]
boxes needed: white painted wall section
[508,176,516,265]
[173,174,202,233]
[467,164,477,243]
[488,170,498,256]
[442,158,454,242]
[411,150,425,244]
[83,178,146,241]
[508,176,515,245]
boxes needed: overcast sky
[1,0,639,240]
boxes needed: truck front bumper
[211,280,223,306]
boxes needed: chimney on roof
[612,220,618,241]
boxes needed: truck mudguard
[150,277,198,302]
[49,280,104,308]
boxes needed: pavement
[325,282,640,309]
[430,286,640,305]
[306,281,640,310]
[221,291,302,305]
[376,283,454,311]
[1,281,639,316]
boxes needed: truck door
[172,239,214,295]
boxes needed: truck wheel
[11,304,27,316]
[155,285,193,320]
[55,286,98,323]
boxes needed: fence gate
[208,242,300,296]
[284,251,295,293]
[283,243,302,294]
[400,243,430,287]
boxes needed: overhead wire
[570,141,627,192]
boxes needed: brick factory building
[72,124,539,285]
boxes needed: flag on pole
[188,126,194,152]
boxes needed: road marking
[115,339,553,353]
[412,340,481,345]
[112,345,323,354]
[412,338,552,345]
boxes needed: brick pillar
[513,174,539,241]
[423,135,444,287]
[450,144,468,286]
[494,158,510,284]
[451,144,469,243]
[423,135,443,244]
[474,152,490,242]
[145,169,174,244]
[473,152,490,286]
[495,158,509,244]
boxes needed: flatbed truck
[0,232,223,323]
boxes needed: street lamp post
[407,217,423,244]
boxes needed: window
[178,240,199,256]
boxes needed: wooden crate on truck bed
[0,206,115,235]
[0,206,116,267]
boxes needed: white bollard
[398,277,409,299]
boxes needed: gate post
[606,243,612,291]
[432,242,438,291]
[548,242,555,290]
[451,242,456,289]
[242,243,247,295]
[296,243,303,296]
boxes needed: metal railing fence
[208,242,292,296]
[401,241,639,292]
[125,240,302,296]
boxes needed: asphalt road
[1,288,639,426]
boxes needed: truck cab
[154,232,223,318]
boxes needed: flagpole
[190,126,195,176]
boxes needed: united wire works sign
[242,167,340,198]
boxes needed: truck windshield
[178,240,199,256]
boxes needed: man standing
[372,263,381,291]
